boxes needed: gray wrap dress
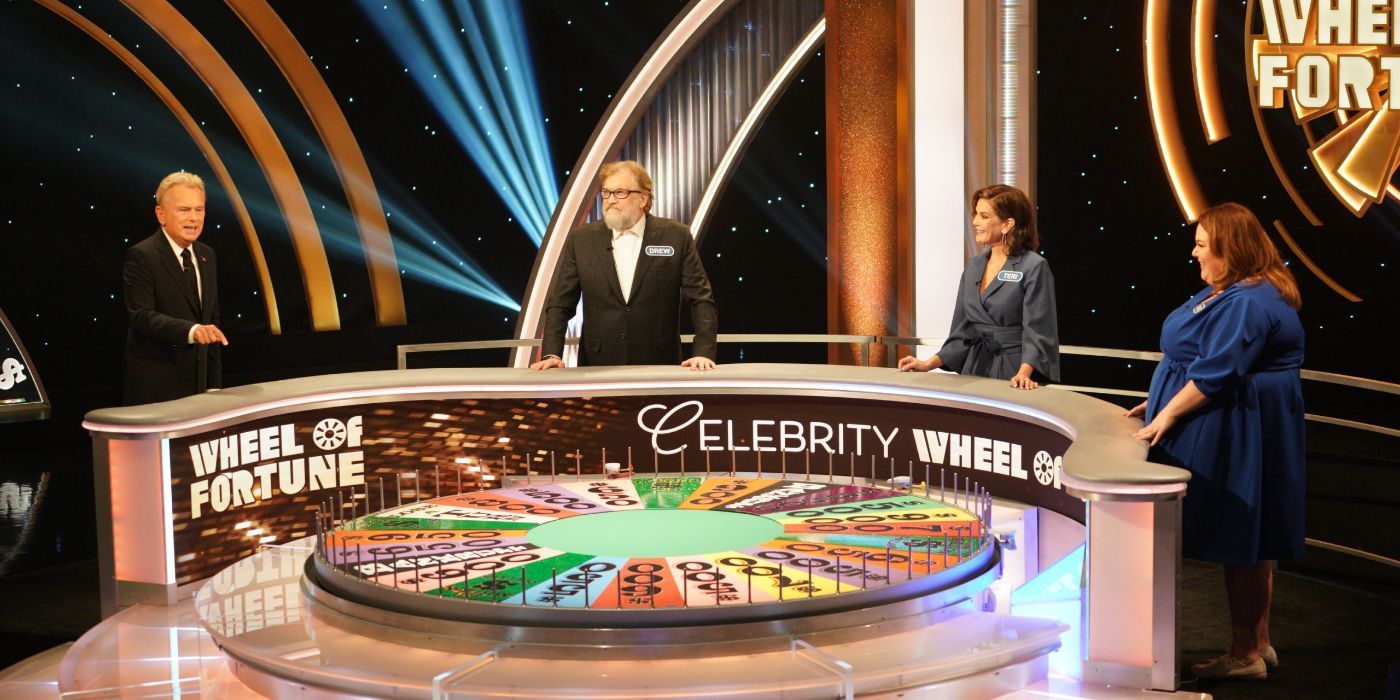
[935,249,1061,381]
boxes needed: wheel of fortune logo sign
[1252,0,1400,217]
[1145,0,1400,303]
[0,357,27,391]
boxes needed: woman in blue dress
[898,185,1059,389]
[1129,202,1305,681]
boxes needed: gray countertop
[85,363,1188,490]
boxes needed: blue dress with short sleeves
[1145,280,1306,565]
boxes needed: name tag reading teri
[996,271,1024,282]
[645,245,675,257]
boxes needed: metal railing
[398,334,1399,409]
[397,338,544,371]
[398,334,880,370]
[396,334,1397,437]
[876,337,1400,438]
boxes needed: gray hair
[155,172,206,205]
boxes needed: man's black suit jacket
[122,231,221,405]
[542,215,717,365]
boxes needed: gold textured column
[826,0,902,365]
[895,1,913,339]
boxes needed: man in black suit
[532,161,718,370]
[122,172,228,405]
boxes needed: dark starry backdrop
[1041,2,1399,429]
[0,0,828,408]
[5,1,1388,403]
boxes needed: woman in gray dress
[898,185,1060,389]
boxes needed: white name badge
[996,270,1024,282]
[645,245,675,256]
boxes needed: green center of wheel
[525,509,783,558]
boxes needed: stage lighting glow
[227,176,519,311]
[250,118,520,311]
[360,0,558,244]
[732,158,826,263]
[1011,544,1085,680]
[312,190,521,311]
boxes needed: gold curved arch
[226,0,406,327]
[34,0,282,334]
[120,0,341,330]
[1190,0,1230,143]
[1145,0,1209,221]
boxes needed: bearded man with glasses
[532,160,718,370]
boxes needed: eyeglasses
[599,188,648,200]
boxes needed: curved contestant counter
[84,363,1189,692]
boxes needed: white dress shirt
[542,216,647,363]
[612,215,646,302]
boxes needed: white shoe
[1261,645,1278,670]
[1191,654,1267,681]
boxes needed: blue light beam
[251,105,521,311]
[297,187,521,312]
[360,0,558,244]
[734,160,826,263]
[231,182,521,312]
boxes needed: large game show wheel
[307,474,997,646]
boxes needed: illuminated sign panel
[164,394,1073,583]
[1248,0,1400,216]
[0,308,47,420]
[1255,1,1400,110]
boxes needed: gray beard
[603,208,641,231]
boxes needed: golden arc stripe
[1271,219,1362,302]
[1145,0,1209,221]
[34,0,282,335]
[121,0,341,331]
[1310,110,1378,215]
[226,0,406,327]
[1190,0,1230,143]
[1336,106,1400,203]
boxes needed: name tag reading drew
[996,271,1024,282]
[645,245,675,257]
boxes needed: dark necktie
[181,248,201,312]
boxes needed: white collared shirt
[162,229,203,302]
[161,229,202,343]
[612,215,646,302]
